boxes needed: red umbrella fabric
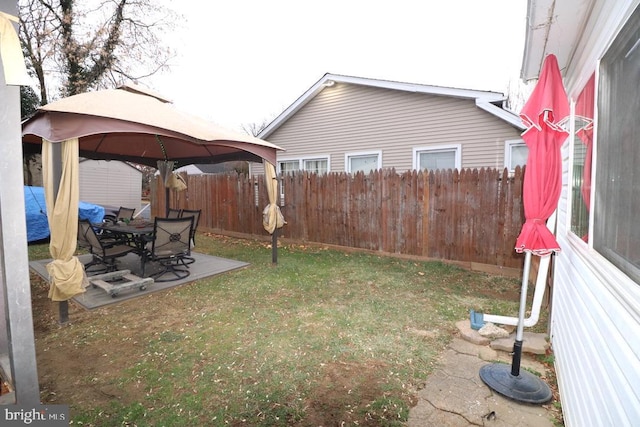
[575,73,595,242]
[515,54,570,256]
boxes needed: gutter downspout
[470,209,556,329]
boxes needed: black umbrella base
[480,363,553,404]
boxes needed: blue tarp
[24,186,105,242]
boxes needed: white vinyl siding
[548,3,640,426]
[265,83,522,173]
[79,160,142,213]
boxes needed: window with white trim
[594,7,640,284]
[277,156,329,204]
[278,160,299,175]
[304,158,329,175]
[346,151,381,174]
[277,156,330,175]
[570,74,594,242]
[504,140,528,172]
[413,144,461,171]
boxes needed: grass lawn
[29,232,535,426]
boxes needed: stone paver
[407,331,556,427]
[456,319,491,346]
[491,331,550,355]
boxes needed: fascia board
[476,100,526,130]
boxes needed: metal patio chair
[167,208,182,218]
[179,209,201,266]
[103,206,136,224]
[142,216,194,282]
[78,219,135,274]
[180,209,201,246]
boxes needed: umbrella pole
[478,250,552,404]
[511,251,532,376]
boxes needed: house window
[594,8,640,283]
[570,74,595,242]
[277,156,329,204]
[278,160,299,175]
[413,144,461,171]
[277,157,329,175]
[303,158,328,175]
[504,140,528,172]
[346,151,381,174]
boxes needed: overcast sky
[148,1,529,132]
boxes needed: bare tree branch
[19,0,179,101]
[242,120,271,137]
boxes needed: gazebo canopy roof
[22,84,282,167]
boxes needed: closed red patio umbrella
[515,54,570,255]
[480,54,569,404]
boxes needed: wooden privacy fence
[152,167,526,269]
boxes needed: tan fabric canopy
[22,84,282,167]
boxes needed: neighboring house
[522,1,640,425]
[78,159,142,215]
[254,73,526,176]
[173,162,246,175]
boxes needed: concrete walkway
[407,321,557,427]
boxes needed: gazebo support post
[0,0,41,403]
[271,229,278,264]
[49,145,70,325]
[165,187,170,217]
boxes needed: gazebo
[1,18,284,401]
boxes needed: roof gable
[259,73,524,138]
[79,158,142,174]
[175,163,239,174]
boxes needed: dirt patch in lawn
[302,360,417,426]
[32,272,188,409]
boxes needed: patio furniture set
[77,206,201,297]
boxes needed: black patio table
[92,219,154,272]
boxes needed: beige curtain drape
[262,161,286,234]
[167,173,187,191]
[42,138,88,301]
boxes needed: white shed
[78,159,142,214]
